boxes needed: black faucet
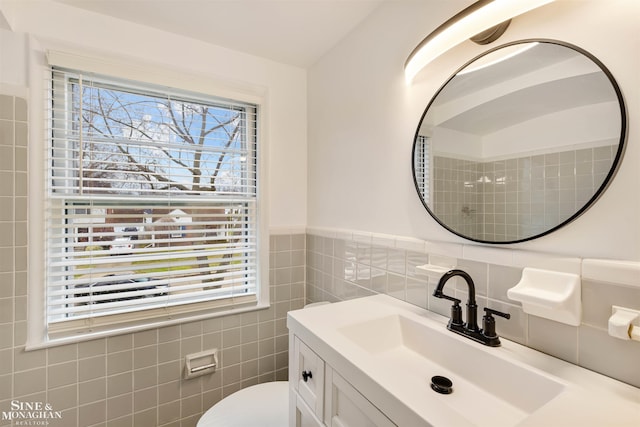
[433,269,511,347]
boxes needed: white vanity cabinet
[289,335,395,427]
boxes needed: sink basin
[288,294,640,427]
[339,314,565,426]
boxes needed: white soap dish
[416,264,453,277]
[507,267,581,326]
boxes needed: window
[414,135,431,203]
[45,67,262,337]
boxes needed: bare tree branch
[210,123,241,189]
[80,87,243,195]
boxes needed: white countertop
[287,295,640,427]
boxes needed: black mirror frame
[411,39,627,244]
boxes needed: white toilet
[197,302,330,427]
[197,381,289,427]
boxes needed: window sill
[25,301,270,351]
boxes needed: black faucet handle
[433,290,461,304]
[482,307,511,343]
[483,307,511,319]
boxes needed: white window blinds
[415,135,430,203]
[47,67,259,333]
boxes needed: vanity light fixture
[456,42,538,75]
[404,0,555,84]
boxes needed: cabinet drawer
[293,337,325,419]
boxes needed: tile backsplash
[305,229,640,389]
[1,230,303,427]
[1,228,304,427]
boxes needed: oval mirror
[412,40,626,244]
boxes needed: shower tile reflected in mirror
[431,145,616,242]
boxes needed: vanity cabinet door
[293,337,325,420]
[325,368,396,427]
[291,389,324,427]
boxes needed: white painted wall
[308,0,640,260]
[3,0,638,260]
[0,0,308,231]
[483,101,620,160]
[0,27,28,92]
[432,101,621,161]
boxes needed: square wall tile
[527,316,578,364]
[582,280,640,329]
[48,361,78,389]
[579,325,640,387]
[78,400,106,426]
[14,368,46,397]
[79,377,106,405]
[14,97,27,122]
[0,95,13,120]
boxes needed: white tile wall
[306,227,640,389]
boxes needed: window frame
[26,49,269,349]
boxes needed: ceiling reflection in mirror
[412,40,626,244]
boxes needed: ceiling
[52,0,386,68]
